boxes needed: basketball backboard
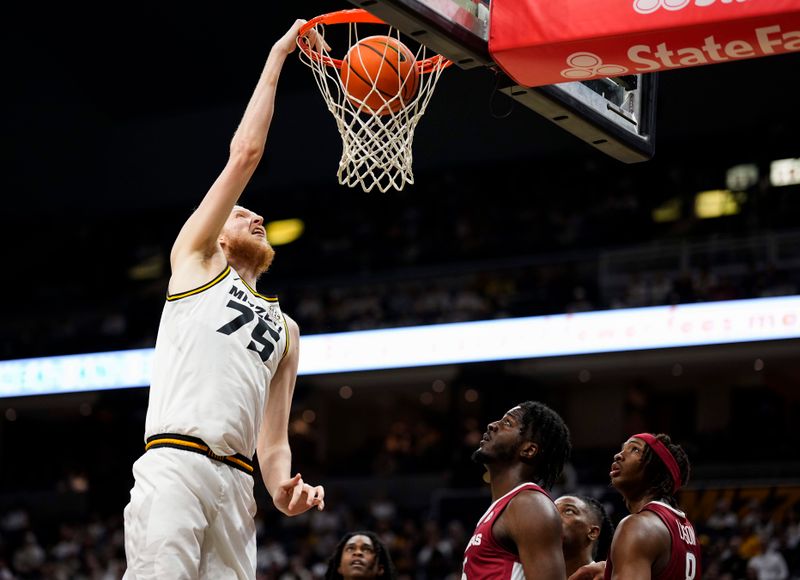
[347,0,657,163]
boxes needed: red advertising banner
[489,0,800,87]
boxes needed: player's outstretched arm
[257,315,325,515]
[169,20,306,291]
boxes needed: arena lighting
[1,295,799,398]
[265,218,304,246]
[651,198,681,223]
[770,158,800,187]
[694,189,743,219]
[726,163,759,191]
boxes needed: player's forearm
[260,443,292,498]
[230,44,291,163]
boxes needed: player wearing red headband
[570,433,701,580]
[600,433,701,580]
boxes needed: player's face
[610,437,647,490]
[337,535,384,579]
[472,405,526,464]
[220,206,275,274]
[556,496,598,554]
[223,206,269,244]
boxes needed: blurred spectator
[706,499,739,538]
[12,532,45,576]
[746,539,789,580]
[369,492,398,524]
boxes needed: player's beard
[471,443,515,466]
[471,448,490,465]
[223,231,275,278]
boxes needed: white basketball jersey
[144,265,289,457]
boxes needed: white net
[298,19,449,193]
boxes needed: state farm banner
[489,0,800,87]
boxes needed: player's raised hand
[274,19,330,55]
[274,473,325,516]
[273,19,306,55]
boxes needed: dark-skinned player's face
[556,496,599,555]
[337,535,384,579]
[472,405,529,465]
[609,437,648,491]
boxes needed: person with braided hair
[573,433,701,580]
[324,531,397,580]
[555,495,614,578]
[461,401,572,579]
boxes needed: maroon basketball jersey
[462,482,550,580]
[604,500,701,580]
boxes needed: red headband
[632,433,682,493]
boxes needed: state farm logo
[560,24,799,81]
[630,25,800,70]
[561,52,628,79]
[634,0,747,15]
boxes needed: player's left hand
[274,473,325,516]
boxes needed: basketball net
[298,10,450,193]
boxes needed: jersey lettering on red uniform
[462,482,551,580]
[604,500,702,580]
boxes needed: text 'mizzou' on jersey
[144,265,289,459]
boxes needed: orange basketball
[340,35,419,116]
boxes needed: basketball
[340,35,419,115]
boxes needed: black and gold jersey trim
[281,314,290,360]
[145,433,254,476]
[166,265,231,302]
[239,277,279,303]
